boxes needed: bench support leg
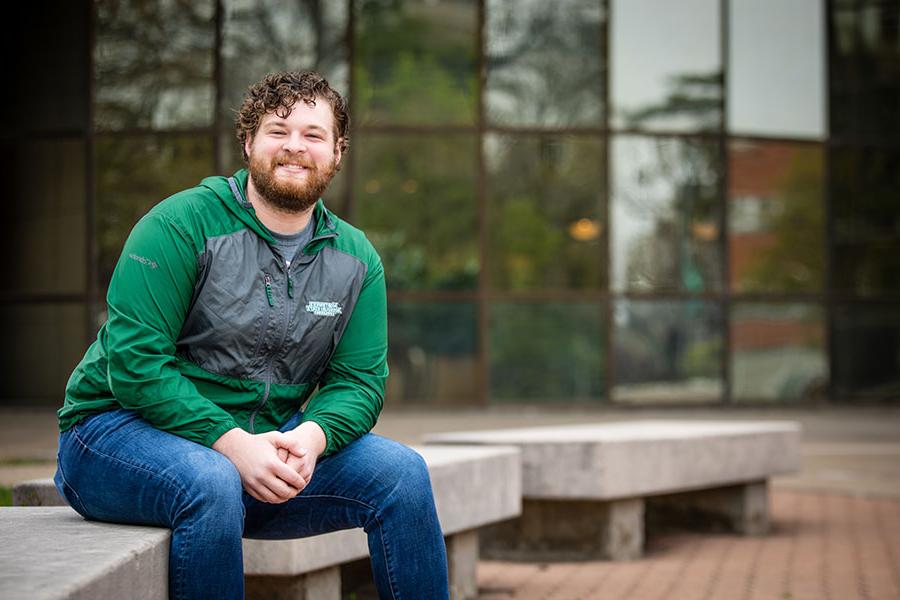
[446,529,479,600]
[481,497,645,561]
[647,479,770,536]
[245,566,341,600]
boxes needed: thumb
[273,432,308,458]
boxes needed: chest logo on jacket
[305,301,343,317]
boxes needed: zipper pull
[287,274,294,299]
[264,273,274,307]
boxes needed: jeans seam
[54,442,91,518]
[295,494,398,599]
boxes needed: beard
[248,151,337,214]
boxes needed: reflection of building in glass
[3,0,898,409]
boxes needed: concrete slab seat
[8,445,521,600]
[426,420,800,561]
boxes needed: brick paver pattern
[477,490,900,600]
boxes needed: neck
[245,177,315,235]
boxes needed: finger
[271,458,306,490]
[281,440,309,460]
[257,475,300,503]
[277,447,289,462]
[246,481,280,504]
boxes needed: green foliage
[489,303,604,401]
[0,486,12,507]
[355,135,479,291]
[355,0,477,126]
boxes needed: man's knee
[178,450,244,519]
[371,441,433,507]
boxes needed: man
[55,71,449,600]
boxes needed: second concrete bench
[426,419,800,561]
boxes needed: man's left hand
[277,421,327,490]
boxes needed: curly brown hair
[235,70,350,164]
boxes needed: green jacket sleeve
[301,255,388,456]
[105,212,239,447]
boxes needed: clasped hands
[212,421,327,504]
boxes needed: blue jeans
[54,409,449,600]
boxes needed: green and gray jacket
[58,169,387,456]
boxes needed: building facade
[3,0,898,408]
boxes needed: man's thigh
[243,433,430,539]
[55,409,242,527]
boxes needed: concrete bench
[426,420,800,561]
[8,444,521,600]
[0,507,169,600]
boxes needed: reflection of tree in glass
[490,303,604,402]
[623,71,722,131]
[220,0,347,125]
[355,0,477,125]
[618,137,720,292]
[355,135,478,290]
[96,136,214,288]
[386,303,477,405]
[485,0,605,127]
[95,0,215,130]
[487,135,605,290]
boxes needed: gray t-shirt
[269,216,315,266]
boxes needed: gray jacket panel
[176,229,367,384]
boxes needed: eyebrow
[261,121,330,137]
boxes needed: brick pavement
[476,490,900,600]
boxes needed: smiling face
[245,97,343,214]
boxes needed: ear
[244,135,253,161]
[334,138,344,168]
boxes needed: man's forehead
[265,97,333,122]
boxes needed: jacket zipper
[249,258,294,433]
[248,230,339,433]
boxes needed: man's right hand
[212,427,307,503]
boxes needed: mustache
[273,155,316,170]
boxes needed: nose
[282,132,307,154]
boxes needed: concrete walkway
[2,405,899,599]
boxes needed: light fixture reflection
[568,218,602,241]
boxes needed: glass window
[486,134,606,290]
[354,134,478,291]
[728,0,825,139]
[490,302,605,402]
[0,303,87,405]
[830,145,900,296]
[387,302,478,406]
[728,140,824,293]
[613,299,723,404]
[95,0,216,131]
[354,0,478,126]
[220,0,348,126]
[9,3,89,135]
[831,3,900,141]
[834,304,900,402]
[0,140,86,295]
[96,135,215,289]
[731,303,827,403]
[485,0,606,127]
[610,0,721,132]
[611,135,722,293]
